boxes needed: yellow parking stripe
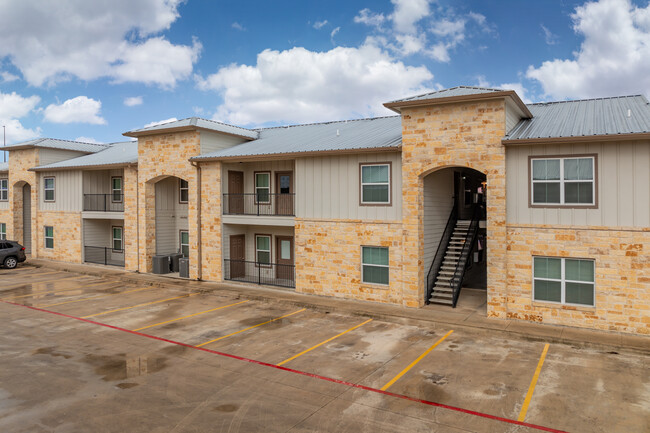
[518,343,550,422]
[38,286,157,308]
[81,292,199,319]
[196,308,306,347]
[277,318,373,366]
[132,300,250,332]
[380,330,453,391]
[2,280,119,300]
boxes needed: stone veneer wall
[0,209,10,238]
[506,224,650,334]
[199,162,222,282]
[295,219,405,304]
[123,166,138,271]
[400,100,508,310]
[37,211,82,262]
[8,148,39,254]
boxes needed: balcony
[83,194,124,212]
[224,259,295,288]
[84,246,125,267]
[223,193,295,216]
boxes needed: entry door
[275,172,293,216]
[229,234,246,279]
[23,184,31,254]
[275,236,294,282]
[228,171,244,214]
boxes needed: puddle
[83,353,168,381]
[238,317,290,330]
[116,382,139,389]
[33,347,73,359]
[214,404,238,412]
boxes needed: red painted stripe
[1,300,567,433]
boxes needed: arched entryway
[12,181,32,253]
[422,166,486,307]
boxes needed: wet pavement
[0,265,648,433]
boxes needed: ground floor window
[44,226,54,249]
[179,230,189,257]
[362,246,389,285]
[112,226,123,251]
[0,223,5,240]
[256,234,271,265]
[533,257,595,306]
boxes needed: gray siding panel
[39,171,82,212]
[423,170,454,277]
[200,131,248,154]
[155,177,188,255]
[39,148,87,166]
[505,99,522,135]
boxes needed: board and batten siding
[505,99,523,135]
[200,131,249,155]
[155,176,188,255]
[83,169,124,194]
[221,160,294,195]
[39,171,82,211]
[295,152,402,220]
[39,149,87,166]
[222,224,294,277]
[82,219,125,262]
[506,140,650,227]
[423,169,454,277]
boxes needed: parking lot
[0,266,648,432]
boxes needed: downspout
[190,160,202,280]
[135,165,140,273]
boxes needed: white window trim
[112,226,123,252]
[360,163,391,205]
[111,177,123,203]
[179,230,189,257]
[532,256,595,307]
[254,172,271,204]
[255,234,272,266]
[44,226,54,249]
[361,246,390,286]
[44,177,55,202]
[530,156,595,206]
[0,223,6,240]
[0,178,7,201]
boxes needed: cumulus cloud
[354,9,386,27]
[476,76,533,104]
[391,0,431,34]
[231,22,245,31]
[196,44,433,125]
[1,71,18,82]
[0,0,200,88]
[43,96,106,125]
[143,117,178,128]
[74,136,103,144]
[0,91,41,143]
[124,96,143,107]
[330,27,341,41]
[541,24,559,45]
[527,0,650,99]
[313,20,329,29]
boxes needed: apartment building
[1,86,648,336]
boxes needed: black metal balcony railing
[84,246,125,267]
[224,259,295,288]
[223,193,295,216]
[83,194,124,212]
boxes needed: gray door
[23,184,31,253]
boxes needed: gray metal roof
[0,162,7,172]
[2,138,108,153]
[124,117,259,139]
[387,86,505,104]
[505,95,650,141]
[32,141,138,171]
[192,116,402,160]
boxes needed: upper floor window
[179,179,189,203]
[360,163,391,205]
[533,257,595,306]
[111,177,123,203]
[0,178,7,201]
[530,156,596,206]
[255,172,270,204]
[44,177,55,202]
[0,223,6,240]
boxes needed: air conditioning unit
[179,258,190,278]
[169,253,183,272]
[153,255,171,274]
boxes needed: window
[531,156,595,206]
[362,246,389,285]
[255,172,270,203]
[533,257,595,306]
[360,163,391,205]
[179,179,189,203]
[0,178,7,201]
[112,226,123,251]
[179,230,189,257]
[44,177,55,202]
[0,223,6,240]
[44,226,54,249]
[255,235,271,265]
[111,177,123,203]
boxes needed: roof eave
[123,125,257,140]
[190,145,402,162]
[502,132,650,145]
[29,162,138,172]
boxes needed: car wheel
[3,256,17,269]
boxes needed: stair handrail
[448,204,483,307]
[425,201,457,304]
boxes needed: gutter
[190,160,202,281]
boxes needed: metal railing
[83,194,124,212]
[84,246,125,267]
[426,202,457,304]
[224,259,295,288]
[448,205,483,307]
[223,193,295,216]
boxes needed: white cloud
[43,96,106,125]
[232,22,245,31]
[527,0,650,99]
[313,20,328,29]
[330,27,341,41]
[354,9,386,27]
[196,44,433,125]
[74,136,103,144]
[0,91,41,143]
[143,117,178,128]
[1,71,18,82]
[390,0,431,34]
[541,24,559,45]
[0,0,200,88]
[124,96,143,107]
[475,76,533,104]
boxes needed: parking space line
[38,286,157,308]
[381,330,453,391]
[196,308,306,347]
[277,318,373,366]
[2,280,120,300]
[518,343,550,422]
[132,300,250,331]
[81,292,199,318]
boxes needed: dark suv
[0,241,27,269]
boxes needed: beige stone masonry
[123,166,138,271]
[37,211,82,263]
[199,162,222,282]
[8,149,39,253]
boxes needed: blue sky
[1,0,649,151]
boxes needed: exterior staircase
[429,220,471,305]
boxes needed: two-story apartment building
[1,87,648,336]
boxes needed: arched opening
[11,181,31,253]
[423,166,486,308]
[151,175,189,276]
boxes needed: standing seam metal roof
[386,86,506,104]
[124,117,259,139]
[1,138,108,153]
[31,142,138,170]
